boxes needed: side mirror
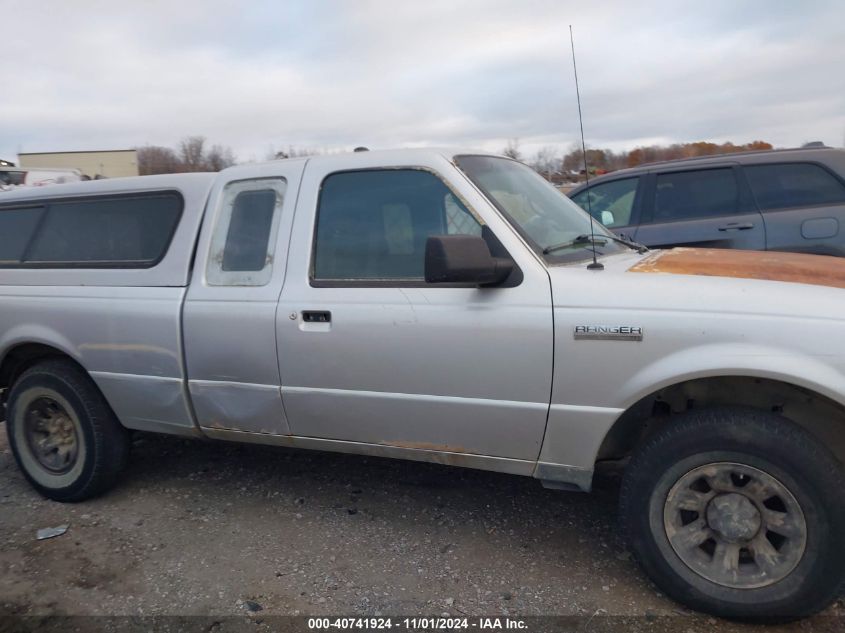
[601,210,615,226]
[424,235,514,286]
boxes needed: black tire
[620,407,845,620]
[5,359,130,502]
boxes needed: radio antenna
[569,25,603,271]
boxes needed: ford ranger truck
[1,149,844,619]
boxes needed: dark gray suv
[568,148,845,256]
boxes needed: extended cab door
[183,161,305,434]
[275,153,554,461]
[633,165,766,250]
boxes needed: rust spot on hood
[629,248,845,290]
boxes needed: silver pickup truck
[2,149,844,619]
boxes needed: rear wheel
[620,407,845,620]
[6,359,130,502]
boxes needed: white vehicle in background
[0,167,83,190]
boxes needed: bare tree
[562,143,585,175]
[502,138,522,161]
[179,136,207,172]
[561,144,615,180]
[530,146,559,181]
[136,137,238,174]
[206,144,237,171]
[137,145,180,175]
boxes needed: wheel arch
[0,341,87,399]
[598,375,845,467]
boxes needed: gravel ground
[1,422,842,631]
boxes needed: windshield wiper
[604,233,649,254]
[542,233,649,255]
[542,234,604,255]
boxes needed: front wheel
[6,359,130,502]
[620,407,845,620]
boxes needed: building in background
[18,149,138,179]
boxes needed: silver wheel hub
[23,397,80,475]
[663,462,807,589]
[706,492,761,542]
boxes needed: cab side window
[745,163,845,211]
[312,169,483,282]
[651,168,739,222]
[571,177,639,228]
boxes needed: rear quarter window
[0,192,182,268]
[206,178,287,286]
[221,189,278,272]
[745,163,845,210]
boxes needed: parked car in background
[0,167,82,190]
[569,148,845,256]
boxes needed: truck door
[633,165,766,251]
[183,161,305,434]
[276,154,554,461]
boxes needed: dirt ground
[1,422,842,632]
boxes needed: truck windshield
[455,155,625,262]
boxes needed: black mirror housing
[424,235,514,286]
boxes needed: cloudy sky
[3,0,844,163]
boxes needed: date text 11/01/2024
[307,617,527,630]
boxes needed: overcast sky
[3,0,844,163]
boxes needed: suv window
[0,193,182,267]
[571,177,638,228]
[745,163,845,210]
[651,168,739,222]
[313,169,482,281]
[207,178,286,287]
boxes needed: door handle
[302,310,331,323]
[718,222,754,231]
